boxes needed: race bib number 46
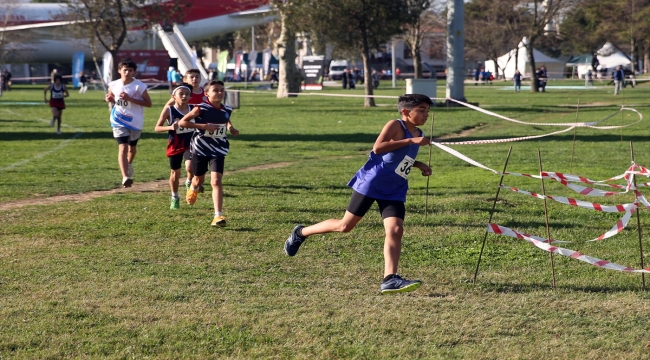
[395,155,415,179]
[204,124,227,139]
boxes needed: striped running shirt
[190,100,232,157]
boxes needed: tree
[518,0,575,92]
[465,0,522,79]
[306,0,409,106]
[0,0,34,64]
[561,0,650,73]
[403,0,443,79]
[66,0,186,80]
[274,6,301,98]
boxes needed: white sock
[191,186,197,191]
[215,211,222,217]
[172,192,179,199]
[185,179,191,185]
[122,177,130,183]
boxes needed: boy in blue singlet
[284,94,434,294]
[154,83,194,210]
[179,80,239,227]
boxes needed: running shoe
[211,215,226,227]
[56,129,62,135]
[127,164,134,178]
[170,198,180,210]
[122,178,133,188]
[198,184,205,193]
[186,189,198,205]
[380,274,422,294]
[50,118,55,127]
[284,224,305,256]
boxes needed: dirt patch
[0,162,294,211]
[436,123,487,140]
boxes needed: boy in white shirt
[105,59,152,187]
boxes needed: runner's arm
[154,106,175,132]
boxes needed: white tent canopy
[596,42,631,71]
[485,39,566,80]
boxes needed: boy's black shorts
[192,153,224,176]
[346,190,405,220]
[169,153,184,170]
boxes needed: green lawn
[1,82,650,358]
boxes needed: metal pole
[630,141,646,290]
[425,113,435,219]
[251,27,255,52]
[391,40,397,88]
[473,146,513,283]
[570,98,580,173]
[538,149,557,289]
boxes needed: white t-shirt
[108,78,147,130]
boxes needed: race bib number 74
[204,124,227,139]
[395,155,415,179]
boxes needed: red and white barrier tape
[487,223,650,273]
[500,185,633,213]
[499,185,636,241]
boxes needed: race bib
[116,98,131,109]
[51,92,63,99]
[395,155,415,179]
[175,118,194,134]
[204,124,227,139]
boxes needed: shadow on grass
[475,281,643,293]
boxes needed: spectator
[207,68,215,81]
[79,71,88,93]
[354,68,363,84]
[613,65,624,95]
[395,67,401,79]
[342,68,349,89]
[2,69,11,91]
[474,68,480,85]
[585,69,593,88]
[513,69,522,92]
[167,66,175,93]
[372,69,379,89]
[347,68,355,89]
[539,66,547,92]
[172,69,182,86]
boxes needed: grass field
[2,80,650,358]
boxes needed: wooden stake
[570,98,580,173]
[473,146,513,283]
[630,141,646,290]
[538,149,557,289]
[425,113,435,220]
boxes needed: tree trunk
[643,41,650,74]
[110,49,119,81]
[526,43,538,93]
[361,52,375,107]
[275,11,300,98]
[360,28,375,107]
[412,47,422,79]
[492,58,499,79]
[631,36,638,73]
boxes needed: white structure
[484,39,565,80]
[596,42,632,72]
